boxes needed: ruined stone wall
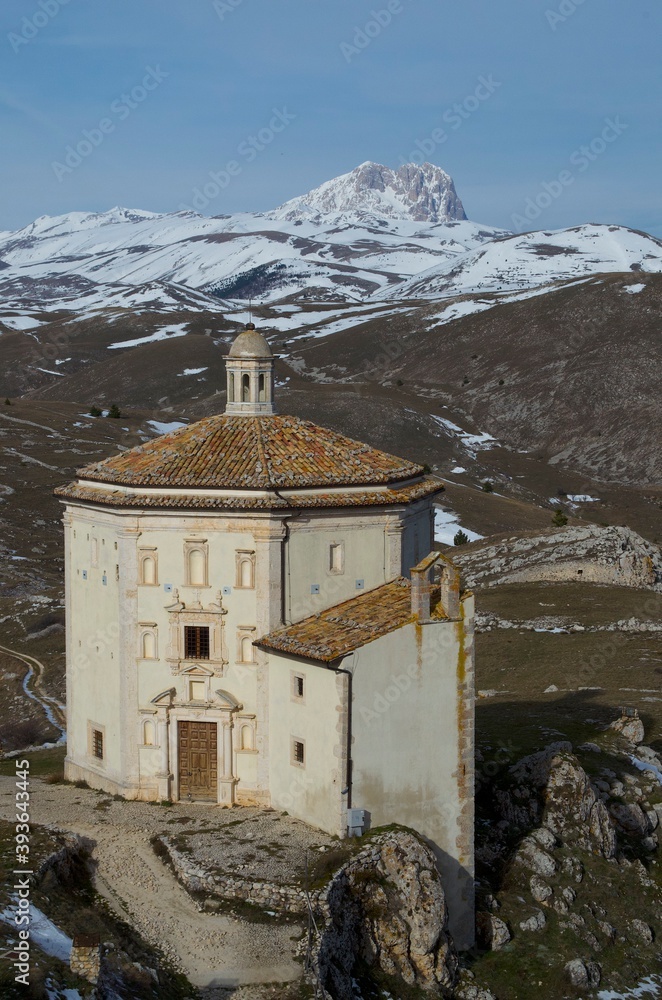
[452,525,661,592]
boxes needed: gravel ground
[0,776,305,994]
[169,807,337,883]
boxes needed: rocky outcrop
[609,712,645,744]
[316,830,458,999]
[495,743,617,858]
[453,525,662,592]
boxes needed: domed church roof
[228,323,273,359]
[73,414,424,490]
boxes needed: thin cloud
[0,89,62,137]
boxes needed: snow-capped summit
[270,161,467,224]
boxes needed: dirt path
[0,642,66,736]
[0,776,302,993]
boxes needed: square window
[92,729,104,760]
[291,739,305,767]
[185,626,210,660]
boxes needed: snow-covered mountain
[379,224,662,300]
[2,162,662,324]
[270,161,467,223]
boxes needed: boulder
[519,909,546,932]
[476,913,511,951]
[317,830,458,999]
[529,876,552,904]
[608,801,648,838]
[609,714,645,744]
[629,919,654,944]
[514,837,557,877]
[564,959,601,988]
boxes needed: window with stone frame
[139,548,158,586]
[184,539,209,587]
[291,737,305,767]
[235,550,256,589]
[184,625,210,660]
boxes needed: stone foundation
[70,934,101,984]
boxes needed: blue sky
[1,0,660,235]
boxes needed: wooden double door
[178,721,218,801]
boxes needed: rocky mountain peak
[271,160,467,223]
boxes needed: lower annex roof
[256,578,447,664]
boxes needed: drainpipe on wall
[333,661,353,814]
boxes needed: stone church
[56,325,475,945]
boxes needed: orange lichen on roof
[256,578,447,664]
[54,476,443,512]
[75,414,424,490]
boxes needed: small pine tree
[552,510,568,527]
[454,530,469,546]
[4,398,11,406]
[89,405,102,417]
[482,481,494,493]
[107,403,122,419]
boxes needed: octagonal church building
[56,325,475,944]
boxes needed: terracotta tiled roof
[256,579,447,664]
[54,476,444,512]
[76,415,423,490]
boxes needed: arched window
[188,548,206,586]
[235,550,255,589]
[240,725,253,751]
[242,373,250,402]
[143,720,155,746]
[228,372,235,402]
[141,555,156,585]
[240,558,252,588]
[241,636,254,663]
[258,373,266,402]
[142,631,156,659]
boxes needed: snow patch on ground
[427,299,494,327]
[0,316,45,330]
[566,494,601,502]
[434,506,484,546]
[177,367,208,376]
[146,420,187,435]
[631,756,662,787]
[622,283,646,295]
[1,903,72,963]
[598,977,662,999]
[108,323,188,349]
[451,466,466,474]
[430,414,497,455]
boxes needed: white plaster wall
[65,509,125,784]
[267,657,345,836]
[348,604,475,949]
